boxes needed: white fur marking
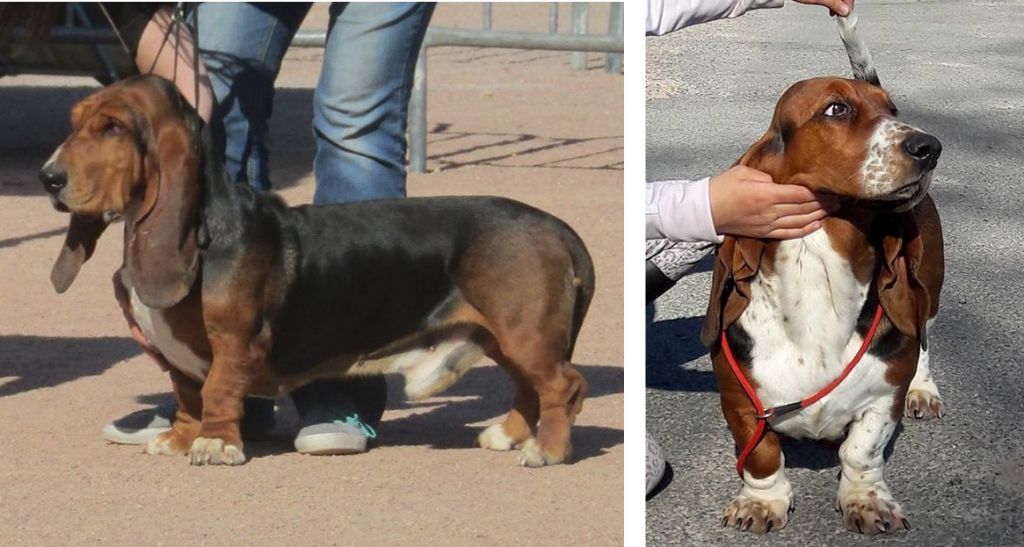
[740,230,899,441]
[128,288,210,382]
[353,336,487,401]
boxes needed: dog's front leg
[715,390,792,533]
[188,330,260,466]
[145,368,203,456]
[722,424,794,533]
[835,404,909,534]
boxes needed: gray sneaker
[294,414,377,456]
[102,399,276,445]
[102,404,176,445]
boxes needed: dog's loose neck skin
[753,210,877,359]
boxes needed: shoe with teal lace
[293,411,378,455]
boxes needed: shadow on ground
[0,335,140,397]
[132,363,623,464]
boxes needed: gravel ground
[0,4,623,545]
[646,2,1024,545]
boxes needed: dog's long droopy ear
[736,127,784,175]
[836,12,881,86]
[877,213,931,350]
[125,97,200,309]
[51,214,109,293]
[700,237,765,348]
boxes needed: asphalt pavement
[646,1,1024,545]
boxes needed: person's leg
[133,5,214,122]
[195,3,310,190]
[311,1,435,203]
[645,239,715,303]
[288,2,436,454]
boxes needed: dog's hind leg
[905,319,943,419]
[477,366,540,452]
[521,361,587,467]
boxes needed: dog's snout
[39,163,68,194]
[903,132,942,169]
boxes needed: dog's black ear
[836,13,881,86]
[51,214,109,293]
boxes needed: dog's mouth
[879,180,921,201]
[872,172,933,212]
[48,194,70,213]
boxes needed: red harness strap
[721,304,885,479]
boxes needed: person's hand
[709,165,838,239]
[793,0,854,16]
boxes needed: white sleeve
[646,0,785,36]
[646,178,724,243]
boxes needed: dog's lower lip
[883,180,920,200]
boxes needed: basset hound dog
[701,75,945,533]
[38,75,594,468]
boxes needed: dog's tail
[836,11,880,86]
[564,230,595,362]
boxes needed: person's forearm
[646,179,724,243]
[646,0,784,35]
[135,7,214,122]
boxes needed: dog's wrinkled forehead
[72,76,193,134]
[773,77,897,126]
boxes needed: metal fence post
[409,44,427,173]
[605,3,623,74]
[570,3,588,70]
[548,3,558,33]
[483,3,492,31]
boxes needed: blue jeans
[196,3,310,192]
[196,2,434,201]
[194,2,435,428]
[312,2,434,204]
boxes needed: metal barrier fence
[293,3,625,173]
[2,3,624,174]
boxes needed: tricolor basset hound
[701,74,944,534]
[38,75,594,468]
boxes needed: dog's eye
[823,101,851,118]
[104,120,126,137]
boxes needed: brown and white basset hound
[38,75,594,468]
[700,75,945,535]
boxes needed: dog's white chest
[739,231,896,440]
[128,289,211,382]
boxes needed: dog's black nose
[903,132,942,169]
[39,164,68,194]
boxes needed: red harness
[721,304,885,479]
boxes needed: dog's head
[40,75,201,308]
[739,77,940,212]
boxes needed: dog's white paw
[905,388,944,419]
[723,494,791,533]
[144,431,189,456]
[836,486,909,534]
[517,438,569,467]
[188,437,246,466]
[477,424,516,451]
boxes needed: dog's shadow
[137,363,623,464]
[779,424,903,471]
